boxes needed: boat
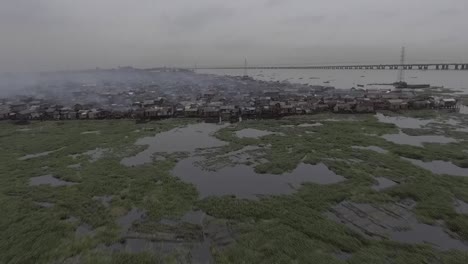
[393,82,430,89]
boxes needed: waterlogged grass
[2,114,468,263]
[199,113,468,263]
[0,119,197,263]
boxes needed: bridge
[196,63,468,71]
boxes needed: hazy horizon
[1,0,467,73]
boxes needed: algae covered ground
[1,112,468,263]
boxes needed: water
[108,208,215,263]
[83,148,109,162]
[75,223,95,237]
[334,251,353,261]
[114,239,214,263]
[121,123,227,166]
[29,175,77,187]
[372,177,398,191]
[328,201,468,251]
[390,223,468,251]
[382,131,456,147]
[297,123,323,127]
[117,208,146,232]
[352,146,388,154]
[81,130,100,135]
[235,128,275,139]
[455,199,468,215]
[172,158,345,199]
[35,202,54,208]
[375,113,432,129]
[198,69,468,92]
[19,147,64,161]
[181,210,206,226]
[93,195,113,208]
[403,158,468,177]
[67,163,81,169]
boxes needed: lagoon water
[198,69,468,92]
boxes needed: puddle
[444,119,460,126]
[66,216,79,223]
[67,163,81,169]
[106,239,214,263]
[182,210,207,226]
[352,146,388,154]
[81,131,100,135]
[160,209,207,227]
[382,131,456,147]
[205,146,262,168]
[76,223,95,238]
[235,128,275,139]
[103,210,220,263]
[19,147,64,161]
[327,201,468,251]
[298,123,323,127]
[375,113,432,129]
[334,251,352,261]
[83,148,109,162]
[403,158,468,177]
[455,199,468,215]
[121,123,227,166]
[172,158,345,199]
[29,175,77,187]
[372,177,398,191]
[93,195,113,208]
[456,127,468,133]
[117,208,146,232]
[35,202,54,208]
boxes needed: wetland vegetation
[2,110,468,263]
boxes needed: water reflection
[172,158,345,199]
[121,123,227,166]
[328,201,468,251]
[29,175,77,187]
[382,131,456,147]
[198,68,468,93]
[93,195,113,208]
[19,147,64,161]
[375,113,431,129]
[235,128,275,139]
[352,145,388,154]
[117,208,146,232]
[298,123,323,127]
[455,199,468,215]
[403,158,468,177]
[372,177,398,191]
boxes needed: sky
[0,0,467,72]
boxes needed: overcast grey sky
[0,0,467,72]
